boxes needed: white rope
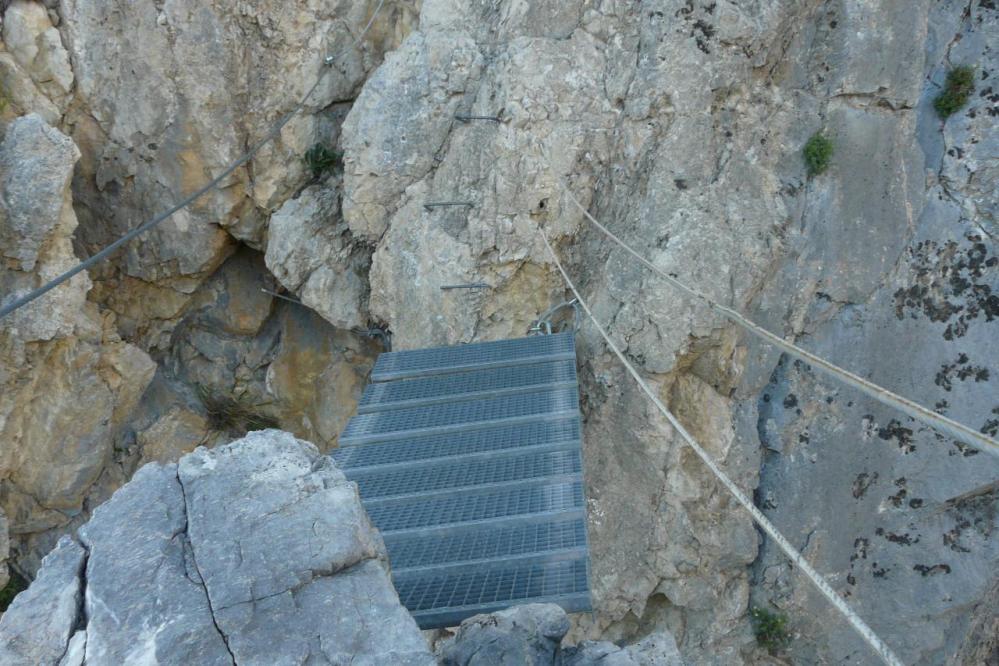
[537,228,905,666]
[558,182,999,459]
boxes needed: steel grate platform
[340,387,579,445]
[358,360,578,413]
[333,333,591,628]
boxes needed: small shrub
[751,607,791,654]
[803,132,834,177]
[933,65,975,119]
[304,143,341,179]
[197,385,278,437]
[0,572,28,612]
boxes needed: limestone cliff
[0,1,995,664]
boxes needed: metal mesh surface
[395,558,589,612]
[365,481,584,533]
[334,333,590,627]
[371,333,576,381]
[332,418,581,470]
[341,387,579,444]
[385,517,588,571]
[359,360,577,413]
[350,449,582,499]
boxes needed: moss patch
[304,144,341,179]
[751,606,792,654]
[803,132,834,177]
[934,66,975,119]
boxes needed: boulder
[0,430,434,665]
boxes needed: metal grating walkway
[333,333,591,628]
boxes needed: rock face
[0,0,994,664]
[53,0,416,350]
[0,430,435,666]
[743,2,999,664]
[437,603,684,666]
[265,184,371,330]
[0,115,156,581]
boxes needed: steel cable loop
[537,226,905,666]
[0,0,386,322]
[555,180,999,459]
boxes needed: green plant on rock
[304,143,341,179]
[803,132,834,177]
[934,65,975,119]
[196,385,278,437]
[751,607,792,654]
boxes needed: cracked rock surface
[0,430,433,666]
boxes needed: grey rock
[1,430,434,665]
[342,31,484,241]
[176,430,383,611]
[57,631,85,666]
[78,462,232,665]
[0,113,77,273]
[0,536,85,666]
[177,429,432,665]
[217,558,433,666]
[745,2,999,664]
[438,603,570,666]
[562,632,685,666]
[626,632,686,666]
[265,185,369,330]
[439,605,684,666]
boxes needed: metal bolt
[440,283,490,290]
[423,201,475,212]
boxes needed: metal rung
[365,480,584,533]
[371,333,575,381]
[396,558,591,630]
[340,387,579,445]
[350,449,582,499]
[359,360,578,413]
[384,517,589,571]
[332,418,581,470]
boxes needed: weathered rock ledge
[0,430,434,665]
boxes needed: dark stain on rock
[853,472,878,499]
[913,563,951,576]
[892,236,998,340]
[783,393,798,409]
[878,420,916,454]
[944,520,973,553]
[935,353,991,391]
[876,527,920,546]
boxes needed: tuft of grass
[0,572,28,613]
[803,132,834,177]
[196,385,278,437]
[933,65,975,119]
[304,143,341,179]
[750,607,792,654]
